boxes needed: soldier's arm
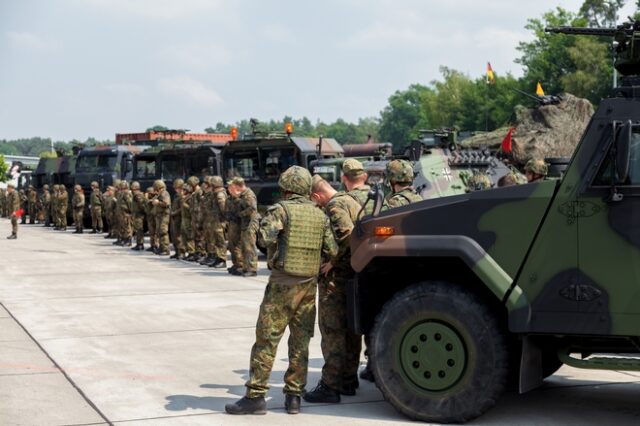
[258,204,285,247]
[216,192,226,219]
[238,192,257,217]
[321,216,338,260]
[327,199,355,261]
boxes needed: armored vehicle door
[577,125,640,336]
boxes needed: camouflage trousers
[318,270,362,391]
[57,208,67,229]
[155,213,170,252]
[241,220,258,273]
[180,217,195,254]
[73,209,84,230]
[133,215,145,245]
[28,202,36,223]
[194,219,206,255]
[147,215,157,248]
[228,221,243,269]
[10,215,18,235]
[246,277,317,398]
[120,213,132,239]
[91,206,103,231]
[204,220,226,259]
[170,215,183,254]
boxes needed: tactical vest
[347,186,374,217]
[276,201,325,277]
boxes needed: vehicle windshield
[224,147,297,181]
[134,158,156,179]
[160,156,182,181]
[76,154,117,173]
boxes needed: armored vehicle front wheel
[369,281,510,423]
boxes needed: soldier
[41,185,52,227]
[186,176,205,262]
[498,172,519,187]
[103,186,117,239]
[130,181,146,250]
[0,188,6,218]
[466,173,492,192]
[51,185,59,229]
[225,166,337,416]
[169,179,185,259]
[5,183,21,239]
[72,184,85,234]
[89,181,103,233]
[57,185,68,231]
[116,181,133,246]
[27,185,37,224]
[199,177,216,265]
[145,187,158,253]
[304,159,372,403]
[19,189,27,225]
[226,181,244,275]
[151,179,171,256]
[181,183,196,258]
[384,159,423,208]
[208,176,228,268]
[524,159,548,183]
[228,177,258,277]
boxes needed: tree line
[1,0,636,155]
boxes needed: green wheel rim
[399,320,467,392]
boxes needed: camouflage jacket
[201,190,214,222]
[118,191,133,215]
[170,192,182,218]
[237,187,258,229]
[72,192,85,210]
[190,188,203,223]
[27,190,37,203]
[155,189,171,215]
[7,191,20,213]
[41,191,51,207]
[259,194,338,275]
[132,192,146,217]
[225,195,241,223]
[212,189,227,223]
[58,190,68,209]
[325,191,363,271]
[181,192,193,223]
[348,185,373,217]
[385,187,422,209]
[90,189,102,208]
[104,194,116,215]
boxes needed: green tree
[0,154,8,182]
[378,84,433,149]
[39,151,57,158]
[146,125,169,131]
[580,0,625,27]
[561,36,613,103]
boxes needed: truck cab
[75,145,149,192]
[156,144,222,195]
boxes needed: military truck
[155,143,224,194]
[348,20,640,423]
[33,157,61,190]
[75,145,149,192]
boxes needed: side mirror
[616,120,632,183]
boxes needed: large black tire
[369,281,510,423]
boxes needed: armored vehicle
[348,20,640,423]
[33,157,61,190]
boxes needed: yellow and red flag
[486,62,495,85]
[536,82,545,96]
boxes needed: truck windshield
[77,154,117,173]
[135,158,156,179]
[160,156,182,181]
[224,147,296,181]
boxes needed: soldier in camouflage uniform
[145,187,157,252]
[152,179,171,256]
[72,184,85,234]
[103,186,117,239]
[131,181,146,250]
[305,159,373,403]
[524,158,548,183]
[184,177,204,261]
[199,177,216,265]
[41,185,52,227]
[51,185,59,229]
[226,183,244,275]
[5,183,20,239]
[169,179,184,259]
[19,189,27,225]
[209,176,228,268]
[228,177,258,277]
[466,172,492,192]
[57,185,68,231]
[0,188,6,218]
[116,181,133,246]
[27,185,37,224]
[181,183,196,258]
[89,181,103,233]
[384,159,423,208]
[225,166,337,416]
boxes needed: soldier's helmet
[145,187,154,194]
[43,184,49,190]
[279,165,312,196]
[113,179,122,188]
[52,184,59,191]
[467,173,492,191]
[183,183,192,193]
[173,178,184,189]
[28,184,34,190]
[153,180,166,190]
[386,159,414,184]
[7,183,15,189]
[187,176,200,187]
[210,176,224,188]
[74,184,82,191]
[130,181,141,190]
[91,181,99,188]
[524,159,548,176]
[120,181,129,190]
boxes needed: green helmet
[173,178,184,189]
[43,184,49,190]
[119,181,129,190]
[467,173,492,191]
[153,180,166,190]
[279,165,312,196]
[524,159,548,176]
[183,183,192,193]
[210,176,224,188]
[386,159,414,184]
[187,176,199,187]
[113,179,122,188]
[145,187,154,194]
[91,181,99,188]
[130,181,140,190]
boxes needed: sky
[0,0,635,141]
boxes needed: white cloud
[6,31,59,51]
[158,42,233,70]
[85,0,223,20]
[104,83,146,96]
[157,76,223,107]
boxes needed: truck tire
[369,281,510,423]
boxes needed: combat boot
[90,229,97,234]
[210,258,227,268]
[145,246,155,252]
[104,233,111,239]
[123,238,132,247]
[131,244,144,251]
[224,396,266,415]
[285,394,300,415]
[6,233,17,240]
[302,381,340,403]
[242,271,257,277]
[199,255,214,266]
[112,239,122,245]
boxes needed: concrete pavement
[2,220,640,425]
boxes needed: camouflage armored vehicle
[348,20,640,423]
